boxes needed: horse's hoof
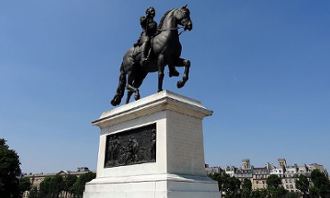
[111,96,121,106]
[134,94,140,101]
[158,89,163,92]
[177,81,185,88]
[111,100,118,106]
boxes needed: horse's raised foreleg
[157,55,165,92]
[174,58,190,88]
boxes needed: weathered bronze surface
[111,5,193,106]
[104,123,156,168]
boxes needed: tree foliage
[296,174,309,197]
[28,187,39,198]
[266,175,282,189]
[266,175,288,197]
[38,175,64,198]
[18,177,31,196]
[241,178,252,198]
[250,189,267,198]
[310,169,330,198]
[28,171,95,198]
[0,138,21,198]
[63,174,77,197]
[72,172,96,198]
[208,171,230,192]
[208,171,240,198]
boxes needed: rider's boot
[140,52,149,66]
[140,44,150,66]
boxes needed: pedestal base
[84,91,221,198]
[84,174,220,198]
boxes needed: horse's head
[175,5,193,31]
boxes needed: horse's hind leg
[174,58,190,88]
[132,71,148,101]
[126,90,133,104]
[125,71,136,104]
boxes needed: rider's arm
[140,16,147,29]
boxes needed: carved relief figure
[105,135,121,166]
[126,136,139,163]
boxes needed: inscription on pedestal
[104,123,156,168]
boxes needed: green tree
[267,175,282,189]
[72,172,96,198]
[309,186,319,198]
[208,171,242,197]
[266,175,287,197]
[0,138,21,198]
[63,174,77,197]
[250,189,268,198]
[208,171,230,192]
[296,174,309,197]
[39,176,52,197]
[28,187,39,198]
[222,176,241,198]
[50,175,64,198]
[39,175,64,198]
[18,177,31,197]
[285,191,300,198]
[241,178,252,198]
[310,169,330,198]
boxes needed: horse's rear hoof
[111,96,121,106]
[111,100,118,106]
[177,81,185,88]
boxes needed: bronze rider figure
[135,7,179,77]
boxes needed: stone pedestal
[84,90,220,198]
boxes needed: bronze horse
[111,6,193,106]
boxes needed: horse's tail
[111,63,126,106]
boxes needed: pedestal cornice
[92,90,213,128]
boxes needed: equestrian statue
[111,5,193,106]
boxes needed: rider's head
[146,7,155,18]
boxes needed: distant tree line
[28,172,96,198]
[208,169,330,198]
[0,138,95,198]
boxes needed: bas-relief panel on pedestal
[104,123,156,168]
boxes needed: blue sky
[0,0,329,173]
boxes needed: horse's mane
[158,9,175,29]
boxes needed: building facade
[206,158,328,193]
